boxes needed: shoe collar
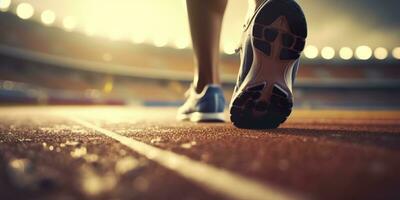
[235,0,270,54]
[243,0,270,32]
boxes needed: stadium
[0,0,399,199]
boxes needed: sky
[3,0,400,53]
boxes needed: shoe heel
[230,82,292,129]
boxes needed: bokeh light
[16,2,34,20]
[374,47,388,60]
[355,46,372,60]
[63,16,77,31]
[0,0,11,11]
[131,33,146,44]
[321,47,335,60]
[152,37,168,47]
[174,38,190,49]
[339,47,353,60]
[304,45,319,59]
[223,42,236,55]
[392,47,400,60]
[41,10,56,25]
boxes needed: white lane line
[70,117,302,200]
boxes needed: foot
[177,84,225,122]
[230,0,307,129]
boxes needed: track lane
[69,117,300,200]
[0,114,227,200]
[0,106,400,200]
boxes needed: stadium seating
[0,11,399,108]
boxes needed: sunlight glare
[63,16,77,31]
[82,0,189,47]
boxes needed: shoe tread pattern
[232,0,306,129]
[230,83,293,129]
[250,0,307,60]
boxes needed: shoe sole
[230,0,307,129]
[177,112,225,122]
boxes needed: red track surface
[0,106,399,200]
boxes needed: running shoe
[177,84,225,122]
[230,0,307,128]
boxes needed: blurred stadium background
[0,0,399,108]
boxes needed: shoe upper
[178,85,225,115]
[232,0,305,102]
[228,0,307,128]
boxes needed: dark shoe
[230,0,307,129]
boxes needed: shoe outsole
[230,0,307,129]
[230,83,293,129]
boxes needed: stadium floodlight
[41,10,56,25]
[63,16,77,31]
[131,33,146,44]
[0,0,11,11]
[174,38,190,49]
[16,2,34,20]
[304,45,318,59]
[339,47,353,60]
[153,37,168,47]
[355,46,372,60]
[374,47,388,60]
[321,47,335,60]
[392,47,400,60]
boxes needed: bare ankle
[194,81,210,94]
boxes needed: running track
[0,106,399,200]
